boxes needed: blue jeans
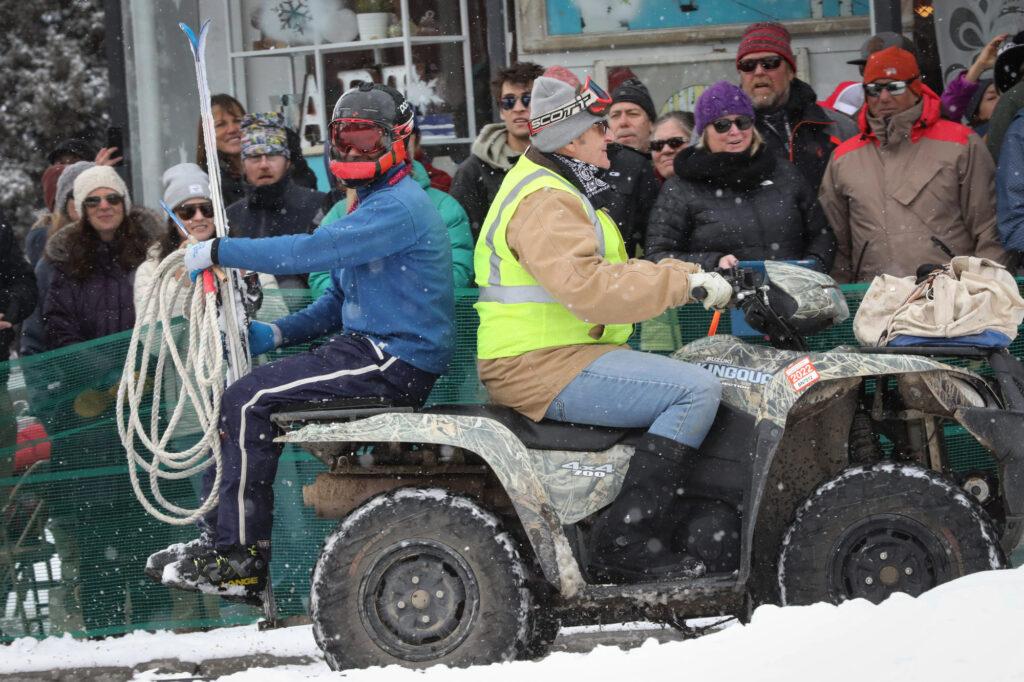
[543,349,721,448]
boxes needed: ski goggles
[174,202,214,220]
[737,55,785,73]
[710,115,755,134]
[528,77,612,135]
[649,136,689,152]
[863,78,917,98]
[328,118,392,156]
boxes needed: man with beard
[451,62,544,240]
[736,22,857,192]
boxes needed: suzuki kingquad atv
[272,262,1023,671]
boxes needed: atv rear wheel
[778,464,1005,606]
[311,488,535,670]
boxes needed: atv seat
[421,404,644,452]
[270,397,412,426]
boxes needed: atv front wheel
[778,464,1005,606]
[311,488,535,670]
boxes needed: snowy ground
[4,568,1024,681]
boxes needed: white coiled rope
[116,250,226,525]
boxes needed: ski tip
[179,22,200,50]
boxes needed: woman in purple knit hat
[645,80,835,272]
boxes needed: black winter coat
[603,143,661,257]
[0,217,38,364]
[44,242,136,350]
[450,154,510,241]
[226,176,324,288]
[755,78,858,193]
[645,145,835,272]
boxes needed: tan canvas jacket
[819,86,1008,283]
[478,149,701,420]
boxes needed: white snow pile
[4,567,1024,681]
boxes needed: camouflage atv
[273,262,1021,671]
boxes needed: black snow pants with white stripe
[200,333,437,550]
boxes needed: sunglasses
[499,93,531,110]
[529,77,612,135]
[650,136,688,152]
[328,118,391,156]
[174,202,214,220]
[593,119,610,134]
[710,115,755,134]
[737,55,784,73]
[863,78,916,98]
[82,193,124,209]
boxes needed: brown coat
[819,86,1007,283]
[478,149,701,420]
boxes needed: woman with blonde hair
[646,81,835,272]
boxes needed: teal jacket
[309,161,473,299]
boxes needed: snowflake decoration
[405,71,444,110]
[275,0,312,35]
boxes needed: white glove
[688,272,732,310]
[184,239,215,277]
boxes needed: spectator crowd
[5,18,1024,628]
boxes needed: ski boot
[145,530,214,582]
[588,433,707,583]
[162,543,269,606]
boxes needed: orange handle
[708,310,722,336]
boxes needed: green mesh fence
[0,284,1018,640]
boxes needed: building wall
[518,31,871,108]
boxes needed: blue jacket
[997,111,1024,252]
[215,165,455,375]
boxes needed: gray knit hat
[55,161,94,218]
[162,162,211,209]
[529,76,605,153]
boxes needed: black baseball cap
[848,32,917,67]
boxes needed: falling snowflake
[276,0,312,35]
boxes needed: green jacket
[987,79,1024,161]
[309,161,474,299]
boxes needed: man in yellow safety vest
[473,68,733,583]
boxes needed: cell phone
[105,126,124,165]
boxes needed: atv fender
[277,413,586,597]
[731,348,993,586]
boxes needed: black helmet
[328,83,414,183]
[996,31,1024,94]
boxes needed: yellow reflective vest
[474,154,633,359]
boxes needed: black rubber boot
[588,433,706,583]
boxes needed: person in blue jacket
[996,108,1024,261]
[150,83,455,600]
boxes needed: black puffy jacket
[644,145,835,272]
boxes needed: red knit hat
[863,47,922,94]
[41,163,66,212]
[736,22,796,72]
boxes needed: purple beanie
[692,81,755,141]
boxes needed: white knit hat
[73,165,132,217]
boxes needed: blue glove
[248,321,281,356]
[184,239,216,281]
